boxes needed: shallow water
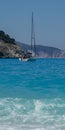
[0,58,65,130]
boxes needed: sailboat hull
[19,58,29,61]
[19,57,36,62]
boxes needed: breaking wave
[0,98,65,130]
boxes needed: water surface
[0,58,65,130]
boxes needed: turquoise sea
[0,58,65,130]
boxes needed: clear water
[0,58,65,130]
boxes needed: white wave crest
[0,98,65,130]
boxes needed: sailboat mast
[31,12,36,56]
[31,12,33,52]
[34,32,36,56]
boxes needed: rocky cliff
[0,40,65,58]
[17,42,65,58]
[0,30,65,58]
[0,41,23,58]
[0,31,23,58]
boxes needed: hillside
[0,31,23,58]
[0,40,65,58]
[0,30,65,58]
[17,42,65,58]
[0,41,23,58]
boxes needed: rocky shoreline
[0,31,65,59]
[0,41,23,58]
[0,40,65,58]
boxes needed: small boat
[19,58,28,61]
[19,12,36,62]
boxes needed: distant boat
[19,12,36,61]
[19,57,29,61]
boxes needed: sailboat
[19,12,36,61]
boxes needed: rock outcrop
[0,30,65,58]
[0,40,65,58]
[0,40,23,58]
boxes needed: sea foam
[0,98,65,130]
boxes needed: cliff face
[0,30,65,58]
[17,42,65,58]
[0,41,23,58]
[35,45,65,58]
[0,40,65,58]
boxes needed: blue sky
[0,0,65,49]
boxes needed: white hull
[19,57,35,62]
[19,58,29,61]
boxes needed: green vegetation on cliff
[0,31,23,58]
[0,30,15,44]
